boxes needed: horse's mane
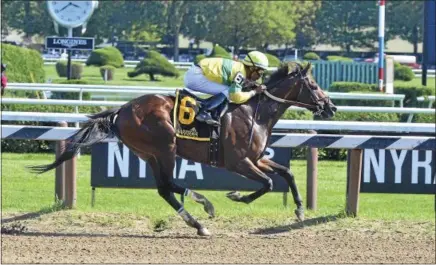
[264,62,305,87]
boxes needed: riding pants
[184,65,230,98]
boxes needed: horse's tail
[28,107,121,174]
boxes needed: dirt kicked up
[1,212,435,264]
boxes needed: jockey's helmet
[242,51,269,70]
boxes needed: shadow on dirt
[251,212,347,235]
[1,200,66,225]
[1,230,210,240]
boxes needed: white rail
[2,125,434,149]
[41,58,436,75]
[6,83,405,106]
[417,95,435,108]
[2,98,433,115]
[1,111,435,134]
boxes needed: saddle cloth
[173,89,220,142]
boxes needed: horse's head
[264,62,336,119]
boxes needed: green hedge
[209,44,231,59]
[194,54,206,64]
[329,82,390,107]
[100,65,116,81]
[265,53,281,67]
[1,43,45,83]
[327,55,353,62]
[303,52,320,60]
[127,50,179,81]
[86,46,124,68]
[50,80,91,100]
[329,82,374,93]
[195,44,231,63]
[394,62,414,81]
[55,61,83,79]
[392,84,434,107]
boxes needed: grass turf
[1,153,434,224]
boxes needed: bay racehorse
[31,62,336,236]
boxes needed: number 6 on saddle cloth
[173,89,226,165]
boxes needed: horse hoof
[197,227,211,237]
[204,201,215,218]
[226,191,242,202]
[295,208,305,222]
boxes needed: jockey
[184,50,269,126]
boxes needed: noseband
[263,70,328,114]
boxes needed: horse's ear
[302,62,311,76]
[287,62,298,75]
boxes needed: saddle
[172,89,223,166]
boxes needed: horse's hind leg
[150,155,211,236]
[256,157,304,221]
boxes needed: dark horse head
[263,62,336,119]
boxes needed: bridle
[263,68,328,114]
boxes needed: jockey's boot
[196,93,228,126]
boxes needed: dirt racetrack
[2,212,435,264]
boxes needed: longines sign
[46,37,94,50]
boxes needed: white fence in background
[3,98,434,115]
[42,58,436,77]
[6,83,406,107]
[2,112,435,134]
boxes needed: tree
[1,1,54,41]
[386,1,424,55]
[85,1,165,45]
[181,2,223,48]
[292,1,321,50]
[163,1,192,61]
[315,1,378,54]
[203,1,298,54]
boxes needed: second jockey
[184,51,269,126]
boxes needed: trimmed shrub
[50,79,91,100]
[194,45,231,64]
[327,55,353,62]
[100,65,116,81]
[1,43,45,83]
[127,50,179,81]
[414,114,435,123]
[329,82,374,93]
[209,44,231,59]
[55,61,83,79]
[86,46,124,68]
[394,62,414,81]
[303,52,320,61]
[194,54,206,64]
[394,84,435,107]
[265,53,281,67]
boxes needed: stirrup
[196,112,220,126]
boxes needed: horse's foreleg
[227,157,273,204]
[149,155,211,236]
[167,183,215,218]
[257,157,304,221]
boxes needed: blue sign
[359,149,435,194]
[425,0,436,65]
[91,136,290,192]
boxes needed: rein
[263,70,327,112]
